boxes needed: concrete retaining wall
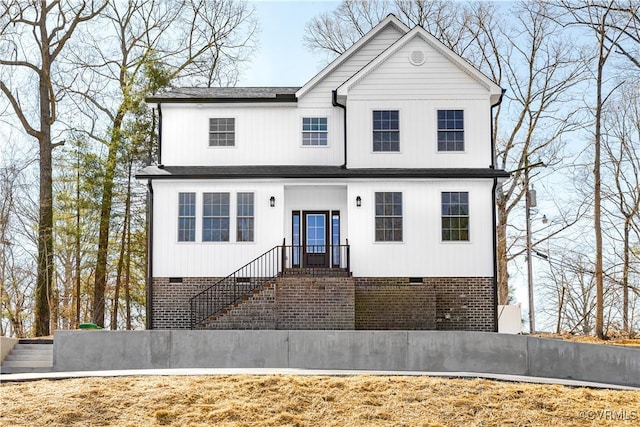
[1,336,19,362]
[53,330,640,387]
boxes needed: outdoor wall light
[270,196,276,207]
[356,196,362,207]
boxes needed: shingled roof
[146,87,300,103]
[136,165,510,180]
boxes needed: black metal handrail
[189,243,350,329]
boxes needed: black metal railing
[189,243,350,329]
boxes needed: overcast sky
[239,0,341,86]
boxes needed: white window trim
[372,190,404,243]
[371,108,402,154]
[300,116,330,148]
[177,191,198,244]
[439,189,472,244]
[435,108,466,154]
[207,116,238,149]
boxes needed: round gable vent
[409,50,425,66]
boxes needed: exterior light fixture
[356,196,361,207]
[269,196,275,207]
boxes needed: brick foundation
[427,277,495,332]
[152,277,223,329]
[276,277,355,329]
[152,276,494,331]
[355,278,436,330]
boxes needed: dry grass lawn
[1,375,639,426]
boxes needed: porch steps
[1,339,54,374]
[200,283,276,329]
[282,268,350,277]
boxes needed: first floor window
[442,191,469,241]
[373,110,400,152]
[375,192,402,241]
[437,110,464,151]
[302,117,328,145]
[203,192,230,241]
[178,192,196,242]
[236,192,254,242]
[209,118,235,146]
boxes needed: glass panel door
[304,212,328,267]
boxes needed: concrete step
[5,353,52,361]
[12,343,53,351]
[1,341,54,374]
[1,360,53,368]
[1,365,54,374]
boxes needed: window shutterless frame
[177,192,196,242]
[372,110,400,152]
[441,191,470,241]
[437,109,464,152]
[374,191,403,242]
[209,117,235,147]
[301,117,328,146]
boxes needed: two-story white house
[137,15,508,331]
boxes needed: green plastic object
[79,323,103,330]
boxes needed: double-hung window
[178,192,196,242]
[437,110,464,151]
[373,110,399,152]
[441,192,469,241]
[375,192,403,241]
[203,192,230,242]
[302,117,328,146]
[209,118,235,147]
[236,192,254,242]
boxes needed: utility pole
[525,162,537,335]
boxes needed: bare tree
[601,83,640,334]
[0,0,107,336]
[555,0,635,339]
[65,0,257,327]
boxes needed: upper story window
[437,110,464,151]
[203,192,230,242]
[178,192,196,242]
[375,192,402,242]
[373,110,399,152]
[442,191,469,241]
[236,192,254,242]
[209,118,235,147]
[302,117,328,146]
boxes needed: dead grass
[1,375,638,426]
[535,333,640,347]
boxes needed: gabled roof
[336,26,503,103]
[136,165,510,180]
[295,14,410,99]
[146,87,299,104]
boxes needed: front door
[303,212,329,268]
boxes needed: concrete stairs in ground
[1,339,54,374]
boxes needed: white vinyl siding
[161,105,344,166]
[348,36,490,100]
[297,25,404,108]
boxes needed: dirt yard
[1,375,638,426]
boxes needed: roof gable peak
[296,14,409,99]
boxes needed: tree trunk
[594,42,605,340]
[35,61,54,336]
[93,110,125,327]
[496,188,509,305]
